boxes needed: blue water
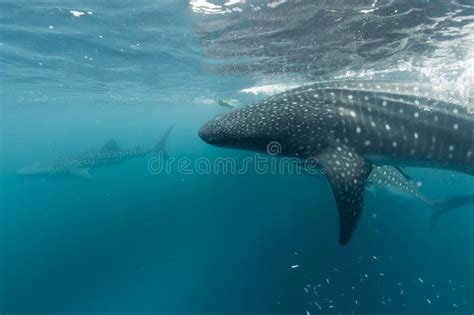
[1,1,473,314]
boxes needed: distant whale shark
[307,164,474,225]
[18,126,174,180]
[199,81,474,245]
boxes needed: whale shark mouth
[17,166,39,175]
[198,122,213,144]
[17,168,30,175]
[198,115,244,147]
[198,121,221,146]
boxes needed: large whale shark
[18,126,173,180]
[199,81,474,245]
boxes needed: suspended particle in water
[70,10,85,17]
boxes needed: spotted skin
[317,144,372,244]
[18,143,148,179]
[368,165,474,226]
[368,165,429,203]
[199,81,474,244]
[308,164,474,221]
[18,127,173,179]
[307,165,430,205]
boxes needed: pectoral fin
[71,168,95,180]
[316,144,372,245]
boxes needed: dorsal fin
[393,166,412,181]
[101,140,120,152]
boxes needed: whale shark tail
[428,194,474,230]
[154,125,174,159]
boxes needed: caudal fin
[154,125,174,159]
[429,194,474,229]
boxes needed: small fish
[216,98,238,109]
[315,302,322,310]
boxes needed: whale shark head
[17,162,46,176]
[198,100,324,156]
[199,107,286,153]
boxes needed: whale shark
[18,126,173,180]
[199,81,474,245]
[306,164,474,225]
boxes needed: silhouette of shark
[18,126,173,180]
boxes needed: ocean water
[0,1,473,314]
